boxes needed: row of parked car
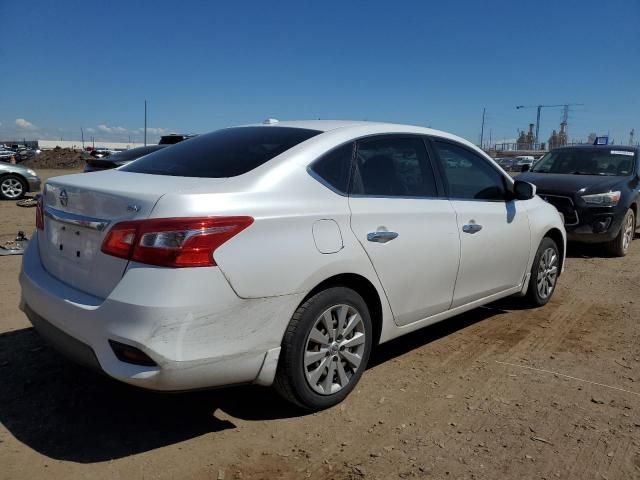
[0,144,40,163]
[0,134,198,200]
[13,119,640,411]
[494,155,538,172]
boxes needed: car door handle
[462,223,483,234]
[367,231,399,243]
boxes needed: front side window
[309,143,354,194]
[433,140,507,201]
[351,136,438,197]
[122,127,321,177]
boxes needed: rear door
[429,138,531,307]
[348,135,460,326]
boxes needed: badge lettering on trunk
[59,189,68,207]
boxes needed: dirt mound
[23,148,88,169]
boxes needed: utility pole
[81,127,85,149]
[479,108,486,148]
[630,129,635,146]
[516,103,583,149]
[144,99,148,146]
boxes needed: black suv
[159,133,198,145]
[518,145,639,256]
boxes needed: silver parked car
[0,162,41,200]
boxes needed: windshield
[531,148,636,176]
[122,127,321,177]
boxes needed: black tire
[524,237,560,307]
[608,208,635,257]
[0,174,27,200]
[274,287,373,411]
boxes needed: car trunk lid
[39,170,228,298]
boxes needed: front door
[430,139,531,307]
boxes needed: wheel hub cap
[623,214,634,251]
[304,304,366,395]
[1,179,23,199]
[536,247,558,300]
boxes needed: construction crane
[515,103,583,149]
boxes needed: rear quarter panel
[150,166,387,301]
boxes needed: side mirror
[513,180,536,200]
[521,164,531,172]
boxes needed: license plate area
[47,220,100,267]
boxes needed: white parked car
[514,155,535,171]
[20,120,565,410]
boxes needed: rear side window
[351,136,438,197]
[433,140,507,200]
[122,127,321,177]
[309,143,354,194]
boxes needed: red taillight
[101,217,253,268]
[101,221,138,259]
[35,195,44,230]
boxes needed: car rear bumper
[23,303,102,371]
[19,232,301,390]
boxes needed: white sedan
[20,120,565,410]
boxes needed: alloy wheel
[304,304,366,395]
[1,178,23,199]
[622,212,634,252]
[536,247,558,300]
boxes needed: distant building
[517,124,535,150]
[548,122,568,150]
[37,139,146,151]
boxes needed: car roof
[552,145,638,153]
[239,119,480,150]
[243,120,375,131]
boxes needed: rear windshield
[122,127,321,177]
[531,148,636,176]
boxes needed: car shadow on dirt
[0,305,507,463]
[0,328,287,463]
[566,233,640,258]
[369,304,506,367]
[566,241,617,258]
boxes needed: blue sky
[1,0,638,145]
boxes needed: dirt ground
[1,168,639,480]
